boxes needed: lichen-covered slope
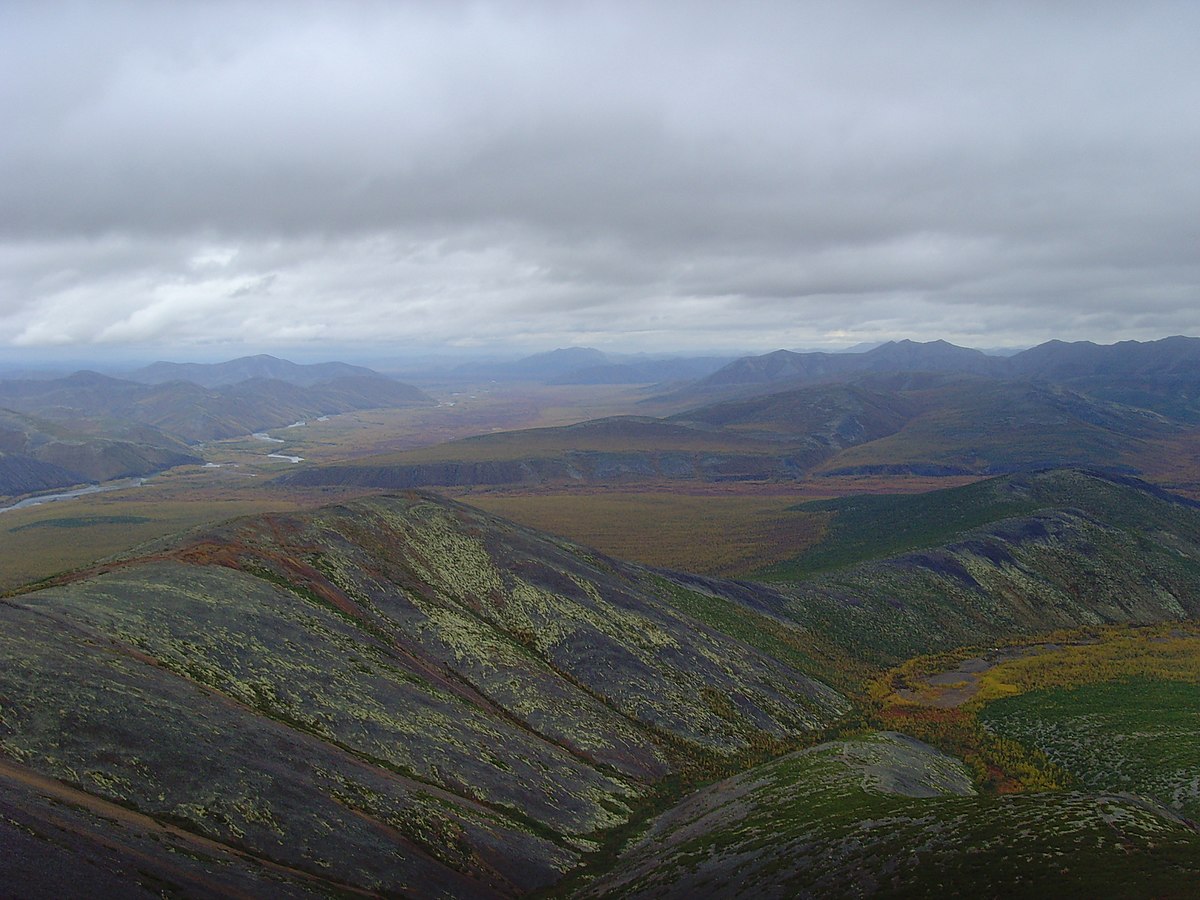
[0,491,847,896]
[5,472,1200,896]
[762,469,1200,664]
[581,731,1200,899]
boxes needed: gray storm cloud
[1,1,1198,354]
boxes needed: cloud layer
[3,1,1198,355]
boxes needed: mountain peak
[128,356,382,388]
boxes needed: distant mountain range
[452,346,735,384]
[679,335,1200,401]
[0,357,431,497]
[8,338,1200,500]
[127,354,380,388]
[549,356,735,385]
[443,336,1200,393]
[692,339,998,393]
[282,336,1200,492]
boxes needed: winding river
[0,478,148,514]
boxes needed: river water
[0,477,147,514]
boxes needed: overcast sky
[2,1,1198,360]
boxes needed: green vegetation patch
[653,577,874,692]
[8,515,152,532]
[579,730,1200,899]
[465,491,825,577]
[981,678,1200,819]
[757,476,1043,580]
[874,625,1200,794]
[757,468,1200,588]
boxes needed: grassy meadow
[459,476,979,577]
[983,678,1200,819]
[461,490,826,576]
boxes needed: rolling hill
[0,491,847,896]
[580,730,1200,898]
[274,413,825,489]
[754,468,1200,663]
[3,471,1200,894]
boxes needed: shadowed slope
[0,492,846,896]
[753,469,1200,664]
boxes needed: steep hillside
[753,469,1200,663]
[0,492,846,896]
[3,472,1200,894]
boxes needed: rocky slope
[3,471,1200,895]
[0,491,846,896]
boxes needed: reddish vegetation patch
[877,705,1042,795]
[182,534,369,623]
[1133,428,1200,500]
[173,540,245,569]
